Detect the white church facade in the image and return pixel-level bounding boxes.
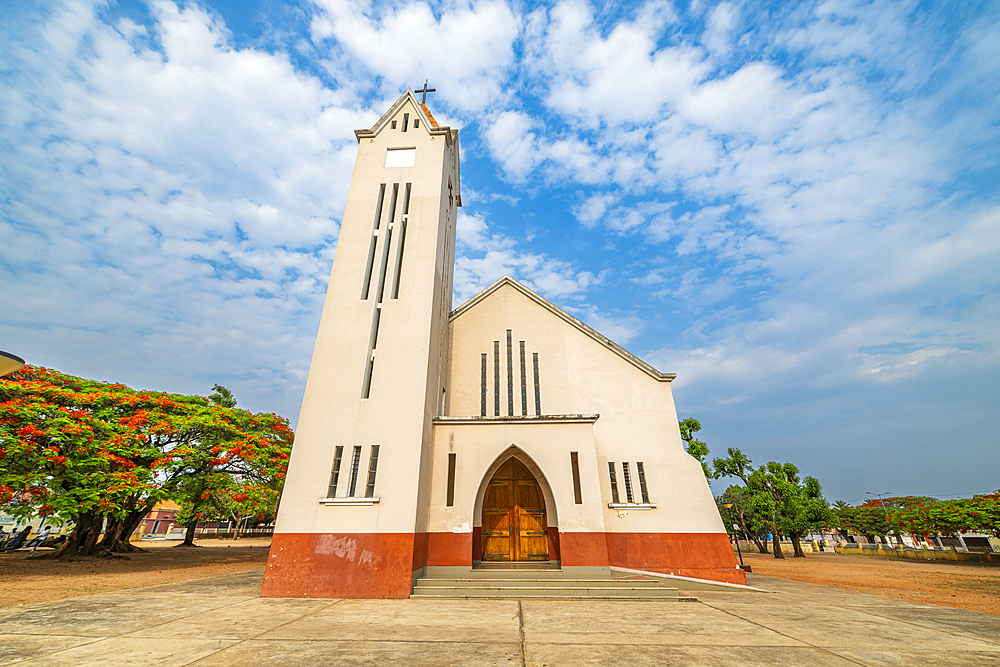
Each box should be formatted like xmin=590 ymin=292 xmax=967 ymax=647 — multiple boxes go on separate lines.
xmin=262 ymin=91 xmax=743 ymax=599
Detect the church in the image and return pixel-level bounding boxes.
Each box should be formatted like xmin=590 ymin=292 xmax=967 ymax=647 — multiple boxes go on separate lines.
xmin=261 ymin=90 xmax=744 ymax=599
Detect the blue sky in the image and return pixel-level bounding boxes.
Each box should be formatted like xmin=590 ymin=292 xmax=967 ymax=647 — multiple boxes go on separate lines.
xmin=1 ymin=0 xmax=997 ymax=503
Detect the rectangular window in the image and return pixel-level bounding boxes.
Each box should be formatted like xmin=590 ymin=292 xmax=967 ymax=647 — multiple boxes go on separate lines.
xmin=348 ymin=445 xmax=362 ymax=496
xmin=506 ymin=330 xmax=513 ymax=416
xmin=519 ymin=341 xmax=527 ymax=415
xmin=402 ymin=182 xmax=412 ymax=215
xmin=413 ymin=118 xmax=419 ymax=129
xmin=636 ymin=462 xmax=650 ymax=504
xmin=384 ymin=148 xmax=415 ymax=168
xmin=402 ymin=113 xmax=409 ymax=132
xmin=480 ymin=353 xmax=487 ymax=417
xmin=391 ymin=120 xmax=397 ymax=129
xmin=493 ymin=341 xmax=500 ymax=416
xmin=571 ymin=452 xmax=582 ymax=504
xmin=622 ymin=462 xmax=635 ymax=503
xmin=608 ymin=462 xmax=620 ymax=504
xmin=328 ymin=446 xmax=344 ymax=497
xmin=532 ymin=352 xmax=541 ymax=415
xmin=365 ymin=445 xmax=380 ymax=498
xmin=447 ymin=453 xmax=457 ymax=506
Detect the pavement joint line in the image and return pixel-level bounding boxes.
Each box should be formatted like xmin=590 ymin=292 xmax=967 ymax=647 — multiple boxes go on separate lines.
xmin=178 ymin=597 xmax=347 ymax=665
xmin=696 ymin=600 xmax=870 ymax=667
xmin=750 ymin=575 xmax=1000 ymax=649
xmin=517 ymin=600 xmax=526 ymax=667
xmin=118 ymin=593 xmax=260 ymax=639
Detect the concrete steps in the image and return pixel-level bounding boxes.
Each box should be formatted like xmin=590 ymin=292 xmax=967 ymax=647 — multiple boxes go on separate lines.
xmin=410 ymin=576 xmax=692 ymax=600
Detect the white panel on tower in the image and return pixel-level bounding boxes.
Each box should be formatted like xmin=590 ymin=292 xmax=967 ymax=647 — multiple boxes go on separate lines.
xmin=385 ymin=148 xmax=416 ymax=168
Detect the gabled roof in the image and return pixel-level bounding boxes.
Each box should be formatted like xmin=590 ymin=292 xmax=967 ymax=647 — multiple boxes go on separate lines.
xmin=354 ymin=89 xmax=457 ymax=147
xmin=450 ymin=276 xmax=676 ymax=383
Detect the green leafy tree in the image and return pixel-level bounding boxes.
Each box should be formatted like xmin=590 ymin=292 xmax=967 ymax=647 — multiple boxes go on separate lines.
xmin=170 ymin=385 xmax=289 ymax=547
xmin=968 ymin=492 xmax=1000 ymax=538
xmin=208 ymin=384 xmax=237 ymax=408
xmin=713 ymin=448 xmax=832 ymax=559
xmin=679 ymin=418 xmax=713 ymax=479
xmin=718 ymin=485 xmax=770 ymax=553
xmin=780 ymin=476 xmax=835 ymax=557
xmin=0 ymin=366 xmax=293 ymax=559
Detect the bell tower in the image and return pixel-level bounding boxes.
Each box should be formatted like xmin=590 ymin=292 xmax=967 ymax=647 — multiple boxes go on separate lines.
xmin=262 ymin=90 xmax=460 ymax=599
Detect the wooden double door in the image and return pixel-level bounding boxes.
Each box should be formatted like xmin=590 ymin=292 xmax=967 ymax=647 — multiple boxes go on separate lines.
xmin=481 ymin=458 xmax=549 ymax=561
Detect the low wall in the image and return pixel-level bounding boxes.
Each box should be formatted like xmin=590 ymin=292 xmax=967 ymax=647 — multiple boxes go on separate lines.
xmin=834 ymin=545 xmax=1000 ymax=564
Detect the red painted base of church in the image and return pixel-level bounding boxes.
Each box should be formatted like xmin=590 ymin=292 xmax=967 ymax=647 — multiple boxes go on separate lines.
xmin=605 ymin=532 xmax=747 ymax=585
xmin=262 ymin=530 xmax=744 ymax=598
xmin=261 ymin=533 xmax=416 ymax=599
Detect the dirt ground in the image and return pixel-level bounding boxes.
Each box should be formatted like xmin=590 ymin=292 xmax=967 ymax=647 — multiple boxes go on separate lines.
xmin=0 ymin=538 xmax=271 ymax=608
xmin=740 ymin=548 xmax=1000 ymax=615
xmin=3 ymin=540 xmax=998 ymax=615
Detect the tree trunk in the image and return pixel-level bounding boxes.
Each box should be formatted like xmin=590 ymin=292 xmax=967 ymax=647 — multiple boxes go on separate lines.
xmin=760 ymin=534 xmax=770 ymax=554
xmin=772 ymin=529 xmax=785 ymax=559
xmin=97 ymin=505 xmax=149 ymax=553
xmin=178 ymin=519 xmax=199 ymax=547
xmin=33 ymin=512 xmax=102 ymax=560
xmin=98 ymin=517 xmax=124 ymax=551
xmin=790 ymin=533 xmax=806 ymax=557
xmin=736 ymin=512 xmax=766 ymax=553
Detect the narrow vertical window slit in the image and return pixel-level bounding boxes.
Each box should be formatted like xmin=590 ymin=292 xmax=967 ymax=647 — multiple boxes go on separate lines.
xmin=506 ymin=330 xmax=513 ymax=416
xmin=446 ymin=453 xmax=456 ymax=506
xmin=571 ymin=452 xmax=582 ymax=504
xmin=622 ymin=462 xmax=634 ymax=503
xmin=387 ymin=183 xmax=399 ymax=225
xmin=373 ymin=184 xmax=386 ymax=230
xmin=608 ymin=462 xmax=620 ymax=504
xmin=519 ymin=341 xmax=527 ymax=416
xmin=402 ymin=113 xmax=409 ymax=132
xmin=493 ymin=341 xmax=500 ymax=416
xmin=480 ymin=353 xmax=487 ymax=417
xmin=348 ymin=446 xmax=362 ymax=496
xmin=636 ymin=462 xmax=650 ymax=504
xmin=375 ymin=228 xmax=393 ymax=303
xmin=361 ymin=183 xmax=385 ymax=299
xmin=391 ymin=220 xmax=407 ymax=299
xmin=532 ymin=353 xmax=541 ymax=415
xmin=364 ymin=445 xmax=380 ymax=498
xmin=328 ymin=446 xmax=344 ymax=497
xmin=361 ymin=355 xmax=374 ymax=399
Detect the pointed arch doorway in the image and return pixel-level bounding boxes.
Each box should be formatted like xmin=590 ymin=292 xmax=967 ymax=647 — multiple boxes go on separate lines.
xmin=481 ymin=458 xmax=550 ymax=561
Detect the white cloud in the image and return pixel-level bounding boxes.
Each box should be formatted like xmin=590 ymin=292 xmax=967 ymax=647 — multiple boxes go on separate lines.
xmin=482 ymin=110 xmax=540 ymax=181
xmin=0 ymin=0 xmax=365 ymax=418
xmin=308 ymin=0 xmax=520 ymax=114
xmin=454 ymin=210 xmax=599 ymax=303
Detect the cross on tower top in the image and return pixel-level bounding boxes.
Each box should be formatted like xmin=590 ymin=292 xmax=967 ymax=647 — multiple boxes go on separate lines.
xmin=415 ymin=80 xmax=436 ymax=104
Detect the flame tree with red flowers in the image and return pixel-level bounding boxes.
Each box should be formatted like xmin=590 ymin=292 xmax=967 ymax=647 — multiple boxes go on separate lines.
xmin=0 ymin=366 xmax=293 ymax=559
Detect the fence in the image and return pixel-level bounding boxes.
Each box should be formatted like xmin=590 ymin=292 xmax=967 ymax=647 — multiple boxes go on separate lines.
xmin=835 ymin=544 xmax=1000 ymax=563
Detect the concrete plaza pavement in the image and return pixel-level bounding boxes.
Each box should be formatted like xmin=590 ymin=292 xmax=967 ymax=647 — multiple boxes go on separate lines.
xmin=0 ymin=570 xmax=998 ymax=666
